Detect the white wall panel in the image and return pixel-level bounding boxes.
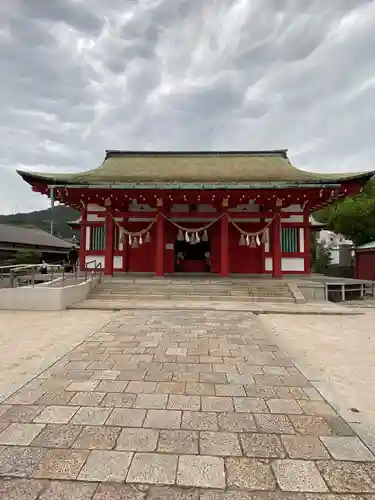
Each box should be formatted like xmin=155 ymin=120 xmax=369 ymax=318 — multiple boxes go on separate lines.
xmin=85 ymin=256 xmax=104 ymax=268
xmin=282 ymin=204 xmax=302 ymax=212
xmin=85 ymin=227 xmax=91 ymax=251
xmin=265 ymin=257 xmax=273 ymax=271
xmin=88 ymin=204 xmax=105 ymax=211
xmin=87 ymin=213 xmax=105 ymax=222
xmin=299 ymin=229 xmax=305 ymax=253
xmin=281 ymin=258 xmax=304 ymax=272
xmin=113 ymin=256 xmax=123 ymax=269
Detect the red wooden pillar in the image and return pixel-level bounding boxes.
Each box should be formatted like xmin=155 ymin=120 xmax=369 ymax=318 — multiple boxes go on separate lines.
xmin=121 ymin=203 xmax=129 ymax=273
xmin=155 ymin=213 xmax=165 ymax=277
xmin=104 ymin=208 xmax=114 ymax=276
xmin=122 ymin=235 xmax=129 ymax=273
xmin=260 ymin=216 xmax=265 ymax=274
xmin=79 ymin=205 xmax=87 ymax=271
xmin=304 ymin=211 xmax=311 ymax=274
xmin=272 ymin=213 xmax=282 ymax=278
xmin=220 ymin=213 xmax=229 ymax=277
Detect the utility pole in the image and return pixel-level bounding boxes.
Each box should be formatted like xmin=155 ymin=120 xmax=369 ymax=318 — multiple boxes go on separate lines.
xmin=50 ymin=187 xmax=55 ymax=236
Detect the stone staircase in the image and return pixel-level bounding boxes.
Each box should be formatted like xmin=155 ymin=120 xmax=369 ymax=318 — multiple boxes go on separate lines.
xmin=72 ymin=276 xmax=297 ymax=309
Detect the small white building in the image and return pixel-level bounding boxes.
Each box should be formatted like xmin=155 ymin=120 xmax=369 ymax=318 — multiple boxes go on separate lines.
xmin=317 ymin=229 xmax=353 ymax=265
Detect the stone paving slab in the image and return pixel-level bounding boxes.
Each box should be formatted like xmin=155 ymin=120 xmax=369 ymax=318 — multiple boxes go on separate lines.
xmin=1 ymin=309 xmax=375 ymax=499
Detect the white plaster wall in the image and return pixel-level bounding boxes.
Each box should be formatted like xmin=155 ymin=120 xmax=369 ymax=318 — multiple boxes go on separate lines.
xmin=87 ymin=213 xmax=105 ymax=222
xmin=281 ymin=258 xmax=304 ymax=272
xmin=87 ymin=203 xmax=105 ymax=222
xmin=282 ymin=204 xmax=303 ymax=223
xmin=113 ymin=256 xmax=123 ymax=269
xmin=283 ymin=204 xmax=302 ymax=212
xmin=0 ymin=278 xmax=97 ymax=311
xmin=283 ymin=214 xmax=303 ymax=223
xmin=265 ymin=257 xmax=273 ymax=271
xmin=299 ymin=228 xmax=305 ymax=253
xmin=85 ymin=227 xmax=91 ymax=251
xmin=85 ymin=256 xmax=104 ymax=269
xmin=88 ymin=204 xmax=105 ymax=211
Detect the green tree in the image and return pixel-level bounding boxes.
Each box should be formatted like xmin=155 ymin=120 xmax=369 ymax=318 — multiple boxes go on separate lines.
xmin=315 ymin=180 xmax=375 ymax=246
xmin=4 ymin=250 xmax=42 ymax=266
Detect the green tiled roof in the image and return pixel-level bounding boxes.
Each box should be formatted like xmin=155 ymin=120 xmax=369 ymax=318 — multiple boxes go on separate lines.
xmin=356 ymin=241 xmax=375 ymax=250
xmin=17 ymin=150 xmax=375 ymax=187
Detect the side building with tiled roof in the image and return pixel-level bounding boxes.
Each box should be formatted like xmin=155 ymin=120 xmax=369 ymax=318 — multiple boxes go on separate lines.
xmin=0 ymin=223 xmax=74 ymax=264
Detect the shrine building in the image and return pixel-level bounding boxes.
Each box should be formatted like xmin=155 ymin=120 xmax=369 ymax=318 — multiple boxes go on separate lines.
xmin=18 ymin=150 xmax=374 ymax=278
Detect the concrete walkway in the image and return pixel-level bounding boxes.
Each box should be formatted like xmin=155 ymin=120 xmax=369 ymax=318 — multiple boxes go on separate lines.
xmin=0 ymin=310 xmax=113 ymax=403
xmin=1 ymin=309 xmax=375 ymax=499
xmin=262 ymin=310 xmax=375 ymax=454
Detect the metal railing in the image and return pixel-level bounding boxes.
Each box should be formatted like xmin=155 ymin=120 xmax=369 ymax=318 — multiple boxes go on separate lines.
xmin=84 ymin=260 xmax=103 ymax=284
xmin=325 ymin=281 xmax=375 ymax=302
xmin=0 ymin=260 xmax=103 ymax=288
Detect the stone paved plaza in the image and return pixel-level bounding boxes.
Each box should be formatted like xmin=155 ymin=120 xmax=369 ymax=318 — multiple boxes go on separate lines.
xmin=1 ymin=309 xmax=375 ymax=499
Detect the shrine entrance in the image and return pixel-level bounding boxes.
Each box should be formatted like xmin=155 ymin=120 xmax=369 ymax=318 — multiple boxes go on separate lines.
xmin=175 ymin=236 xmax=211 ymax=273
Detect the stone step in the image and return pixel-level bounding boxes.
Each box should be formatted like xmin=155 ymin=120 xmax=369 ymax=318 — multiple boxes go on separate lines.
xmin=80 ymin=277 xmax=295 ymax=307
xmin=71 ymin=296 xmax=295 ymax=309
xmin=101 ymin=281 xmax=288 ymax=288
xmin=95 ymin=285 xmax=289 ymax=293
xmin=91 ymin=288 xmax=291 ymax=295
xmin=84 ymin=293 xmax=294 ymax=302
xmin=101 ymin=279 xmax=287 ymax=285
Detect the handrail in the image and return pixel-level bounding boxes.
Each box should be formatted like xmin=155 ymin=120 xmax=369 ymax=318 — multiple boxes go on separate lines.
xmin=325 ymin=281 xmax=375 ymax=302
xmin=3 ymin=261 xmax=71 ymax=288
xmin=1 ymin=259 xmax=104 ymax=288
xmin=84 ymin=260 xmax=103 ymax=283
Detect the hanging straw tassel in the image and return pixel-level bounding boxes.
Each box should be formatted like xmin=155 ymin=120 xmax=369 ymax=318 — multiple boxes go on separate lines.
xmin=139 ymin=234 xmax=143 ymax=245
xmin=239 ymin=234 xmax=246 ymax=246
xmin=246 ymin=235 xmax=250 ymax=246
xmin=145 ymin=232 xmax=151 ymax=243
xmin=177 ymin=229 xmax=184 ymax=241
xmin=256 ymin=234 xmax=261 ymax=246
xmin=202 ymin=230 xmax=208 ymax=242
xmin=132 ymin=237 xmax=139 ymax=248
xmin=185 ymin=232 xmax=190 ymax=242
xmin=262 ymin=231 xmax=268 ymax=243
xmin=119 ymin=228 xmax=125 ymax=243
xmin=195 ymin=232 xmax=200 ymax=243
xmin=190 ymin=233 xmax=196 ymax=245
xmin=128 ymin=235 xmax=132 ymax=246
xmin=249 ymin=236 xmax=256 ymax=248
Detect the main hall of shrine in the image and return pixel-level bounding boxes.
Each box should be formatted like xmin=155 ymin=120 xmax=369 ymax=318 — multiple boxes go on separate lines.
xmin=18 ymin=150 xmax=374 ymax=277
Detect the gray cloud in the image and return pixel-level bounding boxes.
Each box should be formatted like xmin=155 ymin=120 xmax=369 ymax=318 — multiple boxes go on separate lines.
xmin=1 ymin=0 xmax=375 ymax=213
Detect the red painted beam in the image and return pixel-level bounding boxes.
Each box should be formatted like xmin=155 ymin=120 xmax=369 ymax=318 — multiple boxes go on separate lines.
xmin=85 ymin=211 xmax=301 ymax=219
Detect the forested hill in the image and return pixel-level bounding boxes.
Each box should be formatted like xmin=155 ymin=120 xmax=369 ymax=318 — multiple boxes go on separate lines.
xmin=0 ymin=206 xmax=79 ymax=239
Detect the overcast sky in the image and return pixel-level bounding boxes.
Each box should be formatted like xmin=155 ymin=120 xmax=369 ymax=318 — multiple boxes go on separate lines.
xmin=1 ymin=0 xmax=375 ymax=214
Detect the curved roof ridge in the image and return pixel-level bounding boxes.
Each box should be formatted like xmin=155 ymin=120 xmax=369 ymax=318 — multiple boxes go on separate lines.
xmin=16 ymin=150 xmax=375 ymax=186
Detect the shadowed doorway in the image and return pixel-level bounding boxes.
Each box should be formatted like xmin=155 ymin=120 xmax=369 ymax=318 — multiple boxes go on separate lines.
xmin=175 ymin=237 xmax=210 ymax=272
